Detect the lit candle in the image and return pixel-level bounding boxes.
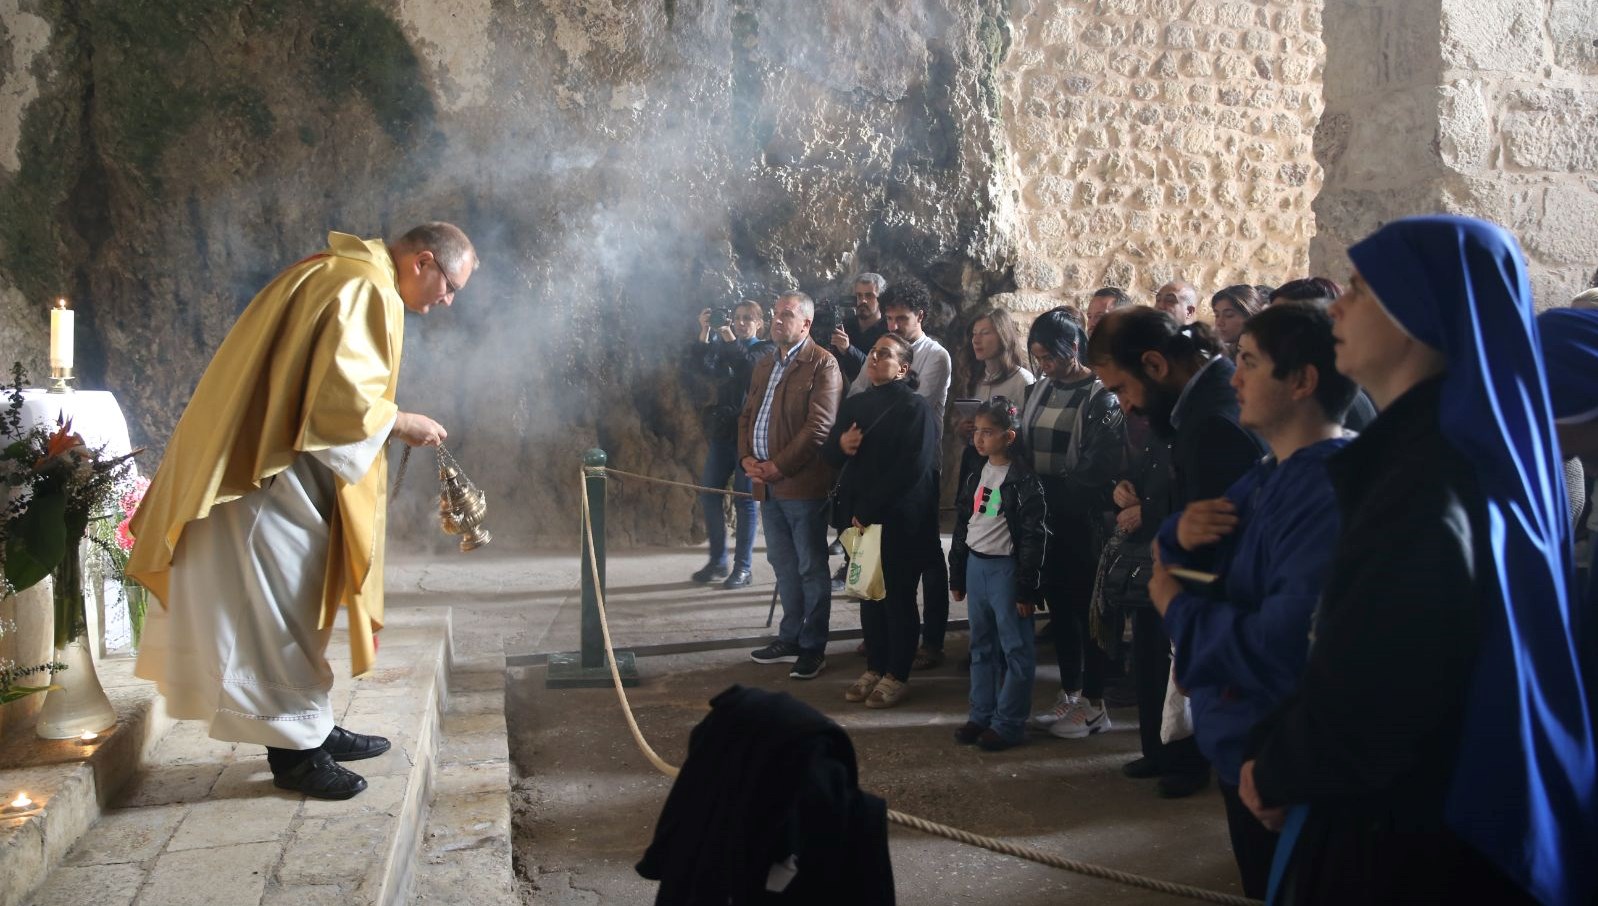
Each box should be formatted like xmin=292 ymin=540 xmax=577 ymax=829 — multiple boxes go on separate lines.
xmin=49 ymin=298 xmax=74 ymax=369
xmin=77 ymin=730 xmax=98 ymax=745
xmin=8 ymin=792 xmax=32 ymax=810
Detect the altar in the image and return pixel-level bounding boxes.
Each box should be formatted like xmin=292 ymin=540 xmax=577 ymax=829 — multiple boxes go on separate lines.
xmin=1 ymin=388 xmax=141 ymax=741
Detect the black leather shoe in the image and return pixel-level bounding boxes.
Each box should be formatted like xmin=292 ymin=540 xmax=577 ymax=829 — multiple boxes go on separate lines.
xmin=1156 ymin=771 xmax=1211 ymax=799
xmin=691 ymin=562 xmax=730 ymax=583
xmin=322 ymin=725 xmax=392 ymax=762
xmin=1122 ymin=756 xmax=1162 ymax=779
xmin=722 ymin=569 xmax=752 ymax=589
xmin=953 ymin=721 xmax=987 ymax=745
xmin=272 ymin=748 xmax=368 ymax=800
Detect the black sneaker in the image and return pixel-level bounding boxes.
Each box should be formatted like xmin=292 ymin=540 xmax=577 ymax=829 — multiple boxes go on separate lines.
xmin=692 ymin=562 xmax=730 ymax=583
xmin=1121 ymin=755 xmax=1163 ymax=779
xmin=271 ymin=748 xmax=368 ymax=800
xmin=722 ymin=569 xmax=753 ymax=589
xmin=953 ymin=721 xmax=987 ymax=745
xmin=750 ymin=640 xmax=802 ymax=664
xmin=828 ymin=538 xmax=845 ymax=556
xmin=789 ymin=651 xmax=826 ymax=679
xmin=1156 ymin=771 xmax=1210 ymax=799
xmin=830 ymin=563 xmax=847 ymax=593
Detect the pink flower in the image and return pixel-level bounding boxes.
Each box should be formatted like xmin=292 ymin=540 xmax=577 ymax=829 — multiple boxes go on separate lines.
xmin=115 ymin=518 xmax=135 ymax=552
xmin=120 ymin=477 xmax=151 ymax=518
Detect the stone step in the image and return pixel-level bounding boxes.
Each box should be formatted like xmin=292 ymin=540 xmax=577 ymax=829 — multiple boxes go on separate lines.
xmin=0 ymin=649 xmax=176 ymax=906
xmin=8 ymin=607 xmax=452 ymax=906
xmin=411 ymin=653 xmax=516 ymax=905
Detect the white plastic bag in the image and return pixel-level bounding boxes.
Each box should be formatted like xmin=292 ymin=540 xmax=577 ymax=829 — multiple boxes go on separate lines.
xmin=1159 ymin=656 xmax=1194 ymax=744
xmin=840 ymin=524 xmax=886 ymax=601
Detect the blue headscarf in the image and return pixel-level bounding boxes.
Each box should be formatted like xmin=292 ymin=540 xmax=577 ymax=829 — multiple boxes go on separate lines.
xmin=1348 ymin=216 xmax=1597 ymax=904
xmin=1539 ymin=308 xmax=1598 ymax=424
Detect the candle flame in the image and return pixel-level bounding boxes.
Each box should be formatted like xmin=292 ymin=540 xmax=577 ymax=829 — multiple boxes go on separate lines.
xmin=79 ymin=731 xmax=97 ymax=741
xmin=53 ymin=297 xmax=68 ymax=310
xmin=9 ymin=792 xmax=32 ymax=809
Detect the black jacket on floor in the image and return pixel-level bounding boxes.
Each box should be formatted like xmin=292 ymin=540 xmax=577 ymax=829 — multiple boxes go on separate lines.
xmin=637 ymin=685 xmax=895 ymax=905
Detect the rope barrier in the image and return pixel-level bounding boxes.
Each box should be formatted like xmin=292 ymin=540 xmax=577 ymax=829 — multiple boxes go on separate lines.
xmin=576 ymin=469 xmax=1260 ymax=906
xmin=600 ymin=466 xmax=756 ymax=499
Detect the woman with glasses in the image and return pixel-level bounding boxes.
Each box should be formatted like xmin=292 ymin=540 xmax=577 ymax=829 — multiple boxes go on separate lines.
xmin=822 ymin=334 xmax=939 ymax=708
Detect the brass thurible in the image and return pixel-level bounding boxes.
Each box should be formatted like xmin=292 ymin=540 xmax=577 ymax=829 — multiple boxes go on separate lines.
xmin=436 ymin=445 xmax=492 ymax=552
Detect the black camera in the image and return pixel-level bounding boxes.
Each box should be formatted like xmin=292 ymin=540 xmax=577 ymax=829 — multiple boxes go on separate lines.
xmin=809 ymin=301 xmax=852 ymax=345
xmin=709 ymin=307 xmax=733 ymax=329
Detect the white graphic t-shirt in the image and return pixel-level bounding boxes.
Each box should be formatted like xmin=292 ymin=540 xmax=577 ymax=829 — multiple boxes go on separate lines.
xmin=966 ymin=461 xmax=1013 ymax=556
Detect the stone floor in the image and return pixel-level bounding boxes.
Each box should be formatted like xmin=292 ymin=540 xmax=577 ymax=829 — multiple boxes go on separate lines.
xmin=6 ymin=609 xmax=459 ymax=906
xmin=385 ymin=542 xmax=1244 ymax=905
xmin=5 ymin=535 xmax=1245 ymax=906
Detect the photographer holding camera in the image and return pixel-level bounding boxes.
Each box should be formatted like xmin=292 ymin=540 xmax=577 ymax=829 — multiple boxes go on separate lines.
xmin=828 ymin=273 xmax=890 ymax=383
xmin=686 ymin=301 xmax=775 ymax=588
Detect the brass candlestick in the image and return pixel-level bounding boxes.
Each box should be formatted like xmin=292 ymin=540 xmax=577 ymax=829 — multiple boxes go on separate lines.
xmin=436 ymin=445 xmax=491 ymax=552
xmin=46 ymin=366 xmax=74 ymax=394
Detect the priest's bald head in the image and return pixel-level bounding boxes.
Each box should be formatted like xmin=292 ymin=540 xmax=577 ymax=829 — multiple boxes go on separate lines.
xmin=390 ymin=222 xmax=478 ymax=315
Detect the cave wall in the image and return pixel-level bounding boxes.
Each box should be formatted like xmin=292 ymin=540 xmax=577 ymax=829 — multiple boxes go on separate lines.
xmin=13 ymin=1 xmax=1587 ymax=553
xmin=0 ymin=0 xmax=1013 ymax=550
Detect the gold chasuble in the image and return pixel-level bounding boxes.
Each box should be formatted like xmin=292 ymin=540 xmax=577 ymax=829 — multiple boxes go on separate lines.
xmin=128 ymin=232 xmax=404 ymax=676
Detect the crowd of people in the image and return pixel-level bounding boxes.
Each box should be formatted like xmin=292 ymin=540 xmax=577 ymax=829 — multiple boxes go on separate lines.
xmin=685 ymin=215 xmax=1597 ymax=904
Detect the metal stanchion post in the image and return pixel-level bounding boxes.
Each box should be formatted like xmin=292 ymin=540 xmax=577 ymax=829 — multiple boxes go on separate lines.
xmin=547 ymin=448 xmax=640 ymax=688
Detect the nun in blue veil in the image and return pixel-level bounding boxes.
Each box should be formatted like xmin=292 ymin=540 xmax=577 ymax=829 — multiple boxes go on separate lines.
xmin=1238 ymin=216 xmax=1597 ymax=905
xmin=1539 ymin=305 xmax=1598 ymax=687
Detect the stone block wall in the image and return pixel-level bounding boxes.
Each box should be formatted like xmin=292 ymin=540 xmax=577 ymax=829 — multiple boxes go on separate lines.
xmin=998 ymin=0 xmax=1326 ymax=312
xmin=1311 ymin=0 xmax=1598 ymax=308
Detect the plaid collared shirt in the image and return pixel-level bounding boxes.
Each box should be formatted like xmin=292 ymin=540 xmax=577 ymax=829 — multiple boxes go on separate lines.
xmin=752 ymin=337 xmax=809 ymax=461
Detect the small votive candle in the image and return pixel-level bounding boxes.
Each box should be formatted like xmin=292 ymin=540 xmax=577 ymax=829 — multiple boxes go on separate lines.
xmin=6 ymin=792 xmax=33 ymax=812
xmin=77 ymin=730 xmax=98 ymax=745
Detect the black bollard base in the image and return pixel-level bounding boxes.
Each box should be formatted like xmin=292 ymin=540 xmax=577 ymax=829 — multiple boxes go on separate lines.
xmin=545 ymin=650 xmax=641 ymax=688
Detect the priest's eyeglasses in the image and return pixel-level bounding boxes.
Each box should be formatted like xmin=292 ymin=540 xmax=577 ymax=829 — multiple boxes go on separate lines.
xmin=431 ymin=258 xmax=461 ymax=297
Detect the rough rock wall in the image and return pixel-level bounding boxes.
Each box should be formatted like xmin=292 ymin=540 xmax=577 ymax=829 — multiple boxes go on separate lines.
xmin=996 ymin=0 xmax=1325 ymax=313
xmin=1311 ymin=0 xmax=1598 ymax=308
xmin=0 ymin=0 xmax=1012 ymax=550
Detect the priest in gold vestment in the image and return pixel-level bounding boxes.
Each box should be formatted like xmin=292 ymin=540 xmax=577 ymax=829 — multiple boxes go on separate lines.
xmin=128 ymin=223 xmax=475 ymax=800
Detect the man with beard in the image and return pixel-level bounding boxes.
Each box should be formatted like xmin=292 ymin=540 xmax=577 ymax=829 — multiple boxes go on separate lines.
xmin=829 ymin=272 xmax=889 ymax=384
xmin=1086 ymin=306 xmax=1266 ymax=798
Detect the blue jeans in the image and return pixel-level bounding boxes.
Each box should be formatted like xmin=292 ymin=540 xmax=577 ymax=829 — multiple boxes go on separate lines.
xmin=761 ymin=497 xmax=832 ymax=652
xmin=965 ymin=553 xmax=1035 ymax=741
xmin=700 ymin=439 xmax=756 ymax=572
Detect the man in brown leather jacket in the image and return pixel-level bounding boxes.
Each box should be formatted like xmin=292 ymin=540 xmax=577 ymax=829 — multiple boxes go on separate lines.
xmin=740 ymin=291 xmax=843 ymax=680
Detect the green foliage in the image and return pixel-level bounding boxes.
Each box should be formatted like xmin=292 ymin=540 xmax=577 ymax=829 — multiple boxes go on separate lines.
xmin=3 ymin=488 xmax=66 ymax=593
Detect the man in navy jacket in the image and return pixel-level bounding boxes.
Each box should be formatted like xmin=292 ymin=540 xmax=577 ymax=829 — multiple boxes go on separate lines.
xmin=1089 ymin=306 xmax=1265 ymax=799
xmin=1147 ymin=302 xmax=1357 ymax=898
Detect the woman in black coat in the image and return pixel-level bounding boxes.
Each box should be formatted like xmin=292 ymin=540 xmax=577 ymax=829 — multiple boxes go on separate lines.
xmin=822 ymin=334 xmax=938 ymax=709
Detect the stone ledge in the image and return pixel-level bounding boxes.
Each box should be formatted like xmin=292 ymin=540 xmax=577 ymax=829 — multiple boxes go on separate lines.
xmin=412 ymin=653 xmax=515 ymax=904
xmin=11 ymin=607 xmax=453 ymax=906
xmin=0 ymin=652 xmax=174 ymax=906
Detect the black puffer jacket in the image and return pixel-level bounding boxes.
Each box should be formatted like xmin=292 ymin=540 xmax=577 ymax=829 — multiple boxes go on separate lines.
xmin=821 ymin=380 xmax=938 ymax=536
xmin=685 ymin=337 xmax=776 ymax=442
xmin=948 ymin=454 xmax=1049 ymax=603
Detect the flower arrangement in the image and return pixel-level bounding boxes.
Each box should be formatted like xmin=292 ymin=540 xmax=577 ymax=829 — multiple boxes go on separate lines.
xmin=90 ymin=475 xmax=151 ymax=646
xmin=0 ymin=363 xmax=139 ymax=650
